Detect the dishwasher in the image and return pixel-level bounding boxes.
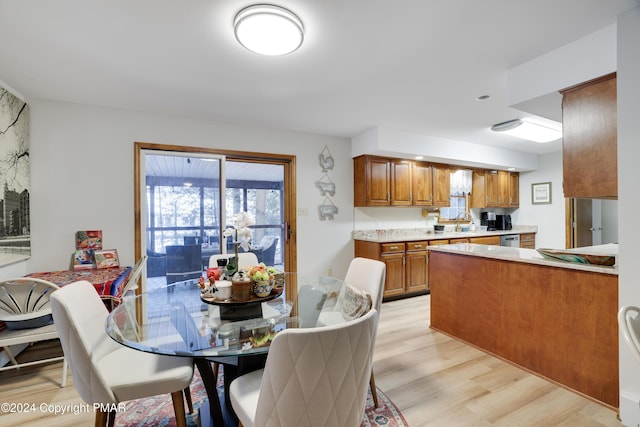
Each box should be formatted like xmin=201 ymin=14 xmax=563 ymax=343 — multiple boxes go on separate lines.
xmin=500 ymin=234 xmax=520 ymax=247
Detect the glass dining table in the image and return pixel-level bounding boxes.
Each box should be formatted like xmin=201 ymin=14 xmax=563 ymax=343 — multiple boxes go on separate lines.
xmin=105 ymin=273 xmax=345 ymax=427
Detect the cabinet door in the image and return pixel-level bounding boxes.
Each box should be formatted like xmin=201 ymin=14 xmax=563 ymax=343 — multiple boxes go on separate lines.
xmin=469 ymin=236 xmax=500 ymax=245
xmin=412 ymin=162 xmax=433 ymax=205
xmin=485 ymin=171 xmax=499 ymax=206
xmin=509 ymin=172 xmax=519 ymax=207
xmin=390 ymin=160 xmax=413 ymax=206
xmin=520 ymin=233 xmax=536 ymax=249
xmin=561 ymin=73 xmax=617 ymax=199
xmin=470 ymin=170 xmax=486 ymax=208
xmin=405 ymin=250 xmax=428 ymax=293
xmin=497 ymin=171 xmax=509 ymax=206
xmin=432 ymin=165 xmax=450 ymax=206
xmin=366 ymin=157 xmax=391 ymax=206
xmin=381 ymin=253 xmax=405 ymax=298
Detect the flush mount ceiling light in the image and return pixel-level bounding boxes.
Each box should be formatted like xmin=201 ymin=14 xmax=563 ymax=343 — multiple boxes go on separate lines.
xmin=491 ymin=119 xmax=562 ymax=143
xmin=234 ymin=4 xmax=304 ymax=56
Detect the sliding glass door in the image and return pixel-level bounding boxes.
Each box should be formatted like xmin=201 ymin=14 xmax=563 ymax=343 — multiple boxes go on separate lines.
xmin=135 ymin=145 xmax=292 ymax=292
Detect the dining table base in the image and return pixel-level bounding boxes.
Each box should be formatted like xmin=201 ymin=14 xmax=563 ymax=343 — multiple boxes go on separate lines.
xmin=195 ymin=354 xmax=267 ymax=426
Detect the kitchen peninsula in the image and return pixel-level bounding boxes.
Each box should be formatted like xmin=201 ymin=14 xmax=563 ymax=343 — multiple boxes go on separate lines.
xmin=427 ymin=243 xmax=618 ymax=409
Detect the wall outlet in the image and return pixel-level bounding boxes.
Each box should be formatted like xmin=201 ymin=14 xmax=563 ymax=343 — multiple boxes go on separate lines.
xmin=298 ymin=207 xmax=308 ymax=216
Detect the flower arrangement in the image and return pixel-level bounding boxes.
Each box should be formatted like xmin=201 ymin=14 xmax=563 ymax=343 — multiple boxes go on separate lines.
xmin=247 ymin=263 xmax=278 ymax=282
xmin=222 ymin=211 xmax=255 ymax=274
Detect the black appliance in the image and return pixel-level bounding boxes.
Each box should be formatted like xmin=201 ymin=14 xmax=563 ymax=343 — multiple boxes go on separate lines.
xmin=496 ymin=214 xmax=512 ymax=230
xmin=481 ymin=212 xmax=496 ymax=231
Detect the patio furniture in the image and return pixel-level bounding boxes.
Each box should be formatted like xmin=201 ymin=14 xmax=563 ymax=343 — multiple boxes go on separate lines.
xmin=251 ymin=235 xmax=279 ymax=265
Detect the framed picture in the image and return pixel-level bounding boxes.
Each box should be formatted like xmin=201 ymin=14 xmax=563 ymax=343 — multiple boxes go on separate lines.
xmin=532 ymin=182 xmax=552 ymax=205
xmin=76 ymin=230 xmax=103 ymax=249
xmin=73 ymin=249 xmax=95 ymax=270
xmin=94 ymin=249 xmax=120 ymax=269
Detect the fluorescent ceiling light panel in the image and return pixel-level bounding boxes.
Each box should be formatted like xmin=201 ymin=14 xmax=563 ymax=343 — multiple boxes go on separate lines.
xmin=491 ymin=119 xmax=562 ymax=143
xmin=234 ymin=4 xmax=304 ymax=56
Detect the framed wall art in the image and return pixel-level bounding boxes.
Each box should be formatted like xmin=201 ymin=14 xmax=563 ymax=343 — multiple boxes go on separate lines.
xmin=531 ymin=182 xmax=552 ymax=205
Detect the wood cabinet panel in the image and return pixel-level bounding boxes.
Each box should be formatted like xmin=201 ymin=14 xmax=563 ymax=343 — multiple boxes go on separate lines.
xmin=509 ymin=173 xmax=519 ymax=206
xmin=449 ymin=238 xmax=469 ymax=244
xmin=470 ymin=170 xmax=486 ymax=208
xmin=432 ymin=165 xmax=450 ymax=206
xmin=468 ymin=236 xmax=500 ymax=245
xmin=380 ymin=252 xmax=405 ymax=298
xmin=405 ymin=250 xmax=428 ymax=293
xmin=411 ymin=162 xmax=433 ymax=205
xmin=390 ymin=160 xmax=412 ymax=206
xmin=429 ymin=251 xmax=618 ymax=408
xmin=428 ymin=239 xmax=450 ymax=246
xmin=520 ymin=233 xmax=536 ymax=249
xmin=561 ymin=73 xmax=617 ymax=199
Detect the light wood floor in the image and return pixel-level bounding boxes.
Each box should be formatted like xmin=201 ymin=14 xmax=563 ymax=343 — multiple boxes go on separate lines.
xmin=0 ymin=294 xmax=624 ymax=426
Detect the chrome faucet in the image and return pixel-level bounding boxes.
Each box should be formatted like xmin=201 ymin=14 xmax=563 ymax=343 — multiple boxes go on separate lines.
xmin=455 ymin=212 xmax=469 ymax=232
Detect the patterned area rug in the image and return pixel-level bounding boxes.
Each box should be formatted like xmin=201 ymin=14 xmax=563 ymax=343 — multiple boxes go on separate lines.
xmin=116 ymin=367 xmax=407 ymax=427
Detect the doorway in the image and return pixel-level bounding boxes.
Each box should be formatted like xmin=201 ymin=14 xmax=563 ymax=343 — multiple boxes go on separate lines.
xmin=134 ymin=143 xmax=297 ymax=293
xmin=565 ymin=198 xmax=618 ymax=248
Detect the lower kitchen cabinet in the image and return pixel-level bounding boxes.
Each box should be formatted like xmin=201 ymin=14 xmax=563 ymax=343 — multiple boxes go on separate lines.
xmin=469 ymin=235 xmax=500 ymax=245
xmin=355 ymin=240 xmax=429 ymax=300
xmin=520 ymin=233 xmax=536 ymax=249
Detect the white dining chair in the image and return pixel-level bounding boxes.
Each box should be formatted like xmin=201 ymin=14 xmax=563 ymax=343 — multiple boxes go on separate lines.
xmin=209 ymin=252 xmax=259 ymax=270
xmin=230 ymin=308 xmax=378 ymax=427
xmin=317 ymin=257 xmax=386 ymax=406
xmin=619 ymin=305 xmax=640 ymax=364
xmin=50 ymin=280 xmax=194 ymax=427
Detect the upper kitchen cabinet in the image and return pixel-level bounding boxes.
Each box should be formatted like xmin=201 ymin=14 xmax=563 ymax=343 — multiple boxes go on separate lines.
xmin=431 ymin=165 xmax=450 ymax=207
xmin=390 ymin=159 xmax=413 ymax=206
xmin=354 ymin=155 xmax=450 ymax=207
xmin=470 ymin=169 xmax=519 ymax=208
xmin=561 ymin=73 xmax=617 ymax=199
xmin=354 ymin=155 xmax=390 ymax=206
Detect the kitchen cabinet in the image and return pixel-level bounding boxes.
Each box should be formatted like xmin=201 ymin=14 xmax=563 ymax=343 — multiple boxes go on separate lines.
xmin=390 ymin=160 xmax=413 ymax=206
xmin=561 ymin=73 xmax=617 ymax=199
xmin=354 ymin=155 xmax=390 ymax=206
xmin=449 ymin=238 xmax=469 ymax=244
xmin=509 ymin=173 xmax=519 ymax=207
xmin=520 ymin=233 xmax=536 ymax=249
xmin=432 ymin=165 xmax=450 ymax=206
xmin=428 ymin=239 xmax=450 ymax=246
xmin=354 ymin=240 xmax=430 ymax=300
xmin=405 ymin=241 xmax=429 ymax=294
xmin=471 ymin=169 xmax=519 ymax=208
xmin=354 ymin=155 xmax=450 ymax=207
xmin=411 ymin=162 xmax=434 ymax=205
xmin=468 ymin=236 xmax=500 ymax=245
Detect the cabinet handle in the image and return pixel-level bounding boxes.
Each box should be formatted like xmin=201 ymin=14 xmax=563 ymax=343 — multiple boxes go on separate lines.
xmin=414 ymin=244 xmax=422 ymax=248
xmin=389 ymin=246 xmax=399 ymax=250
xmin=387 ymin=192 xmax=390 ymax=202
xmin=410 ymin=193 xmax=413 ymax=202
xmin=426 ymin=254 xmax=429 ymax=264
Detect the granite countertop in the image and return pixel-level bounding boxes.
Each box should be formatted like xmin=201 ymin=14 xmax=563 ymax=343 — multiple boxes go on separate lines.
xmin=352 ymin=225 xmax=538 ymax=243
xmin=427 ymin=243 xmax=618 ymax=275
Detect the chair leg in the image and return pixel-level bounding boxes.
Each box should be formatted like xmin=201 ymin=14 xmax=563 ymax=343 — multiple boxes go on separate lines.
xmin=369 ymin=370 xmax=379 ymax=408
xmin=171 ymin=390 xmax=188 ymax=427
xmin=61 ymin=358 xmax=68 ymax=388
xmin=183 ymin=386 xmax=194 ymax=414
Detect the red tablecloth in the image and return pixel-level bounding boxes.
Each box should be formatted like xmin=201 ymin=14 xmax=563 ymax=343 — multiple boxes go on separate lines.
xmin=27 ymin=267 xmax=132 ymax=299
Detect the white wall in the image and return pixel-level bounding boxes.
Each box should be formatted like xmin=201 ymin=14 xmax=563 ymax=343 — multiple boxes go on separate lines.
xmin=515 ymin=151 xmax=565 ymax=249
xmin=0 ymin=100 xmax=354 ymax=280
xmin=617 ymin=6 xmax=640 ymax=426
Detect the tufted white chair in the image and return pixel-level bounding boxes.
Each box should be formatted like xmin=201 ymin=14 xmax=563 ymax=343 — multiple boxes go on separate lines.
xmin=317 ymin=257 xmax=386 ymax=406
xmin=50 ymin=280 xmax=194 ymax=427
xmin=230 ymin=308 xmax=378 ymax=427
xmin=619 ymin=306 xmax=640 ymax=365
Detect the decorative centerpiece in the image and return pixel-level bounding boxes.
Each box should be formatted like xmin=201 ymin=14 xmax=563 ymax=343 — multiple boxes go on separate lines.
xmin=222 ymin=211 xmax=254 ymax=276
xmin=248 ymin=263 xmax=278 ymax=297
xmin=197 ymin=269 xmax=218 ymax=298
xmin=231 ymin=270 xmax=253 ymax=301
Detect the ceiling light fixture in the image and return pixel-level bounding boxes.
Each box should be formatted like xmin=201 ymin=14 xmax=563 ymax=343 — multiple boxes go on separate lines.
xmin=234 ymin=4 xmax=304 ymax=56
xmin=491 ymin=119 xmax=562 ymax=143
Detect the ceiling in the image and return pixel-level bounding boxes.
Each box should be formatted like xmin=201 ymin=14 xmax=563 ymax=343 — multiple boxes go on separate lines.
xmin=0 ymin=0 xmax=638 ymax=156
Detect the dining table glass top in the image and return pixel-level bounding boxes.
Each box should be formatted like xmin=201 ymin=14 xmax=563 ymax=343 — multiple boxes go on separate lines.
xmin=105 ymin=273 xmax=345 ymax=358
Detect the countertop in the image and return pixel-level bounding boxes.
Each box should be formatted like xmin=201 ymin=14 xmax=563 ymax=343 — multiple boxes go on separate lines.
xmin=352 ymin=225 xmax=538 ymax=243
xmin=427 ymin=243 xmax=618 ymax=275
